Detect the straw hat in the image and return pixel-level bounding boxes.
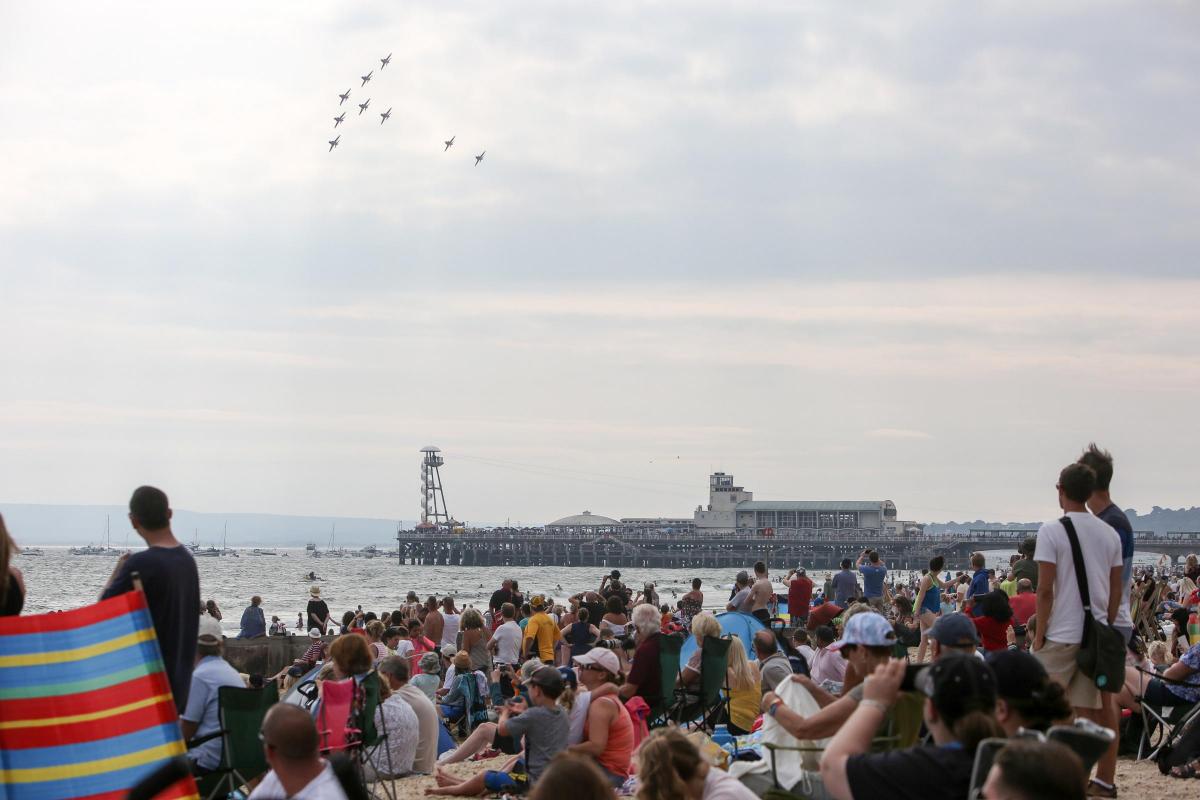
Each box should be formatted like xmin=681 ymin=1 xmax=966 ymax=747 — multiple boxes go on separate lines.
xmin=309 ymin=585 xmax=321 ymax=597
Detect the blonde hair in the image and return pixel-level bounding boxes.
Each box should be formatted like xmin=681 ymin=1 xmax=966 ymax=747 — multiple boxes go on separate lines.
xmin=461 ymin=607 xmax=485 ymax=630
xmin=635 ymin=728 xmax=703 ymax=800
xmin=365 ymin=619 xmax=385 ymax=641
xmin=725 ymin=636 xmax=757 ymax=692
xmin=1147 ymin=641 xmax=1169 ymax=666
xmin=690 ymin=612 xmax=721 ymax=642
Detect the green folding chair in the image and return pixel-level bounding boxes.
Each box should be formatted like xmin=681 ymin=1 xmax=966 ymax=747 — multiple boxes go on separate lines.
xmin=353 ymin=672 xmax=398 ymax=800
xmin=671 ymin=635 xmax=731 ymax=732
xmin=193 ymin=682 xmax=279 ymax=800
xmin=648 ymin=633 xmax=684 ymax=729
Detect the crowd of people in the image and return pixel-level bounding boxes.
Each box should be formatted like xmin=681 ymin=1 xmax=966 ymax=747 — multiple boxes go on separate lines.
xmin=2 ymin=442 xmax=1200 ymax=799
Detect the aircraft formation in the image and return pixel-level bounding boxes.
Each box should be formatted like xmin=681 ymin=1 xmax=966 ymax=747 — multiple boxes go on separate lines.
xmin=326 ymin=52 xmax=487 ymax=166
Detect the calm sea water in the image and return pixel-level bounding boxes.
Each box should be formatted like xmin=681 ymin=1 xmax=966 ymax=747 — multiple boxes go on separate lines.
xmin=12 ymin=546 xmax=1170 ymax=635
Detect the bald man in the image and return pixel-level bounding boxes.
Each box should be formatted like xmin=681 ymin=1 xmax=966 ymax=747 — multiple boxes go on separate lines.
xmin=248 ymin=705 xmax=348 ymax=799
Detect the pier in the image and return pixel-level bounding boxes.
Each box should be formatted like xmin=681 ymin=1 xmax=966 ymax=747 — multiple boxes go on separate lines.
xmin=396 ymin=528 xmax=1200 ymax=570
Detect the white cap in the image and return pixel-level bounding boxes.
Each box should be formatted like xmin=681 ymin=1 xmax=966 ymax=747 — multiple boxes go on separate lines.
xmin=572 ymin=647 xmax=621 ymax=676
xmin=198 ymin=615 xmax=223 ymax=645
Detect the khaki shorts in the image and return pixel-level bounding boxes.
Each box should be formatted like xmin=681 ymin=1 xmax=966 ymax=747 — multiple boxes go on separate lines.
xmin=1034 ymin=640 xmax=1101 ymax=710
xmin=867 ymin=597 xmax=887 ymax=613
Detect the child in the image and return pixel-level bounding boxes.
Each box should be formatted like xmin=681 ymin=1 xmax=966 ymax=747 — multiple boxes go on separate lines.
xmin=411 ymin=652 xmax=443 ymax=703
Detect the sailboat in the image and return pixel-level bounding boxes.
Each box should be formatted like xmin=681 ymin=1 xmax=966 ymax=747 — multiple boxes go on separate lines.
xmin=189 ymin=530 xmax=220 ymax=558
xmin=322 ymin=524 xmax=346 ymax=558
xmin=71 ymin=516 xmax=119 ymax=556
xmin=219 ymin=523 xmax=239 ymax=557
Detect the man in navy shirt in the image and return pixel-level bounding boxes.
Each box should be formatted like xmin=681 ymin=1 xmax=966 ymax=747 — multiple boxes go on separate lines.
xmin=831 ymin=559 xmax=859 ymax=608
xmin=102 ymin=486 xmax=200 ymax=712
xmin=964 ymin=552 xmax=990 ymax=617
xmin=1079 ymin=443 xmax=1135 ymax=798
xmin=856 ymin=550 xmax=888 ymax=613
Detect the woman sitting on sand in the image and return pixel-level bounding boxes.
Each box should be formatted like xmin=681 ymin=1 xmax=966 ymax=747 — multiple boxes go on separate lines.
xmin=568 ymin=647 xmax=634 ymax=787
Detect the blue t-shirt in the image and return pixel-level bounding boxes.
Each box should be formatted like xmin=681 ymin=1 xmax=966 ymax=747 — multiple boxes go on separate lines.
xmin=102 ymin=544 xmax=200 ymax=712
xmin=182 ymin=655 xmax=244 ymax=769
xmin=831 ymin=570 xmax=859 ymax=605
xmin=859 ymin=564 xmax=887 ymax=598
xmin=967 ymin=569 xmax=990 ymax=616
xmin=1096 ymin=504 xmax=1135 ymax=586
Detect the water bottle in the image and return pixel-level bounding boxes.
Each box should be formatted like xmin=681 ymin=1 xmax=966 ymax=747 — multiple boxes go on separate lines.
xmin=711 ymin=724 xmax=734 ymax=751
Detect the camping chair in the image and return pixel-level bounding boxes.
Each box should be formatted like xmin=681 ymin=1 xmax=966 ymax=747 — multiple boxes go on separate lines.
xmin=318 ymin=677 xmax=360 ymax=755
xmin=648 ymin=632 xmax=684 ymax=728
xmin=670 ymin=635 xmax=731 ymax=732
xmin=1135 ymin=581 xmax=1167 ymax=644
xmin=349 ymin=672 xmax=400 ymax=800
xmin=190 ymin=682 xmax=280 ymax=800
xmin=1128 ymin=666 xmax=1199 ymax=760
xmin=1047 ymin=719 xmax=1115 ymax=775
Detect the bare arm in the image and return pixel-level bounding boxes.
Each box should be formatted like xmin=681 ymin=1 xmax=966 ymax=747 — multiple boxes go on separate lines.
xmin=1163 ymin=659 xmax=1196 ymax=683
xmin=762 ymin=688 xmax=856 ymax=739
xmin=1106 ymin=565 xmax=1122 ymax=625
xmin=569 ymin=699 xmax=615 ymax=757
xmin=914 ymin=576 xmax=929 ymax=613
xmin=1034 ymin=561 xmax=1056 ymax=651
xmin=819 ymin=659 xmax=905 ymax=800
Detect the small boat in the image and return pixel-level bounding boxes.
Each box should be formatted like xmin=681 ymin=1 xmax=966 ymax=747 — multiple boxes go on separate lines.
xmin=19 ymin=548 xmax=44 ymax=557
xmin=71 ymin=516 xmax=120 ymax=556
xmin=251 ymin=548 xmax=279 ymax=556
xmin=305 ymin=542 xmax=317 ymax=551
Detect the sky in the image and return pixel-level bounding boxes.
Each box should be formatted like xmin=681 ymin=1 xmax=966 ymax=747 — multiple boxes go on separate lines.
xmin=2 ymin=1 xmax=1199 ymax=528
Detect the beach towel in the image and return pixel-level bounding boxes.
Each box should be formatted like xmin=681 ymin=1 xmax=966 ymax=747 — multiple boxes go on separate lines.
xmin=0 ymin=589 xmax=199 ymax=799
xmin=728 ymin=677 xmax=827 ymax=791
xmin=625 ymin=695 xmax=650 ymax=751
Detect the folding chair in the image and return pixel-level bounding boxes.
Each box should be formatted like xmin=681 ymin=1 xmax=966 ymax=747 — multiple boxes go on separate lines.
xmin=188 ymin=682 xmax=280 ymax=800
xmin=1047 ymin=719 xmax=1115 ymax=775
xmin=1128 ymin=667 xmax=1198 ymax=760
xmin=648 ymin=632 xmax=684 ymax=729
xmin=353 ymin=672 xmax=398 ymax=800
xmin=318 ymin=677 xmax=360 ymax=754
xmin=670 ymin=635 xmax=731 ymax=732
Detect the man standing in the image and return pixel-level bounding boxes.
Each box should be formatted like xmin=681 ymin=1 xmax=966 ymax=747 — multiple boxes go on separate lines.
xmin=786 ymin=567 xmax=813 ymax=628
xmin=238 ymin=596 xmax=266 ymax=639
xmin=182 ymin=616 xmax=244 ymax=773
xmin=1009 ymin=579 xmax=1037 ymax=649
xmin=522 ymin=595 xmax=561 ymax=663
xmin=1010 ymin=538 xmax=1039 ymax=590
xmin=726 ymin=571 xmax=753 ymax=613
xmin=248 ymin=705 xmax=348 ymax=799
xmin=102 ymin=486 xmax=200 ymax=712
xmin=856 ymin=550 xmax=888 ymax=613
xmin=830 ymin=559 xmax=858 ymax=608
xmin=749 ymin=561 xmax=774 ymax=623
xmin=1032 ymin=463 xmax=1122 ymax=762
xmin=964 ymin=553 xmax=990 ymax=616
xmin=488 ymin=579 xmax=514 ymax=630
xmin=1078 ymin=443 xmax=1135 ymax=799
xmin=305 ymin=586 xmax=330 ymax=634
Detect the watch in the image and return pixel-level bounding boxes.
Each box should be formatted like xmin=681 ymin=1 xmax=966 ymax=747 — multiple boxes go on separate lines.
xmin=767 ymin=698 xmax=784 ymax=717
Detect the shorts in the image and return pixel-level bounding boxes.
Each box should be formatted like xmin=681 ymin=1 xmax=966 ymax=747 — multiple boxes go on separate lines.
xmin=1034 ymin=640 xmax=1101 ymax=710
xmin=752 ymin=609 xmax=771 ymax=623
xmin=484 ymin=760 xmax=528 ymax=793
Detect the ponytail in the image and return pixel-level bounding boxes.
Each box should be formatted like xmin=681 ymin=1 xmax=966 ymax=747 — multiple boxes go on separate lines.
xmin=1009 ymin=680 xmax=1071 ymax=731
xmin=951 ymin=710 xmax=1004 ymax=753
xmin=558 ymin=686 xmax=577 ymax=712
xmin=635 ymin=729 xmax=701 ymax=800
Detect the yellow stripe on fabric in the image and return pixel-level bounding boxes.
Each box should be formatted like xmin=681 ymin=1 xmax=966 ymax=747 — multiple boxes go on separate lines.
xmin=0 ymin=740 xmax=185 ymax=784
xmin=0 ymin=628 xmax=155 ymax=668
xmin=0 ymin=694 xmax=173 ymax=730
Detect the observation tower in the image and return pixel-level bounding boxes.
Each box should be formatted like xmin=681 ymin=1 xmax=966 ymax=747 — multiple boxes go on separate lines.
xmin=417 ymin=446 xmax=452 ymax=530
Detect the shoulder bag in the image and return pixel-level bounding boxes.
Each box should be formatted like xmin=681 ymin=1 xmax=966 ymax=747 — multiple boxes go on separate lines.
xmin=1060 ymin=516 xmax=1126 ymax=691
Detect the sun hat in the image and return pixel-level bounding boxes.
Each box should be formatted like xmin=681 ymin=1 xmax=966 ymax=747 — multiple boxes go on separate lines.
xmin=308 ymin=627 xmax=322 ymax=639
xmin=929 ymin=612 xmax=980 ymax=647
xmin=197 ymin=615 xmax=223 ymax=645
xmin=572 ymin=647 xmax=621 ymax=676
xmin=916 ymin=653 xmax=997 ymax=719
xmin=828 ymin=612 xmax=896 ymax=651
xmin=419 ymin=652 xmax=441 ymax=673
xmin=309 ymin=586 xmax=321 ymax=597
xmin=440 ymin=643 xmax=457 ymax=658
xmin=452 ymin=651 xmax=471 ymax=671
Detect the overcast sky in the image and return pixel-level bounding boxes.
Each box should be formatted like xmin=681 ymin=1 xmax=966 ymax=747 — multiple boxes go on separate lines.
xmin=2 ymin=1 xmax=1198 ymax=527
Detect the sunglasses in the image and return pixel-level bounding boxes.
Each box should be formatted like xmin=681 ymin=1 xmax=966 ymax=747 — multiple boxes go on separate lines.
xmin=577 ymin=663 xmax=604 ymax=672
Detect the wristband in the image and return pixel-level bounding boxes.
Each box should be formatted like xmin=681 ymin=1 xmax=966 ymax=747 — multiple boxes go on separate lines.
xmin=859 ymin=699 xmax=889 ymax=714
xmin=767 ymin=699 xmax=784 ymax=718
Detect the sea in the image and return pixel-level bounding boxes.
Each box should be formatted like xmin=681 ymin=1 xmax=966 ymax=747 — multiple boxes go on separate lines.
xmin=13 ymin=546 xmax=1173 ymax=636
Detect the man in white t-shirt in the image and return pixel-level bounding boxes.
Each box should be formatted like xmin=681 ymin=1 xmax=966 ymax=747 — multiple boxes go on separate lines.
xmin=1032 ymin=462 xmax=1123 ymax=718
xmin=249 ymin=704 xmax=348 ymax=799
xmin=488 ymin=602 xmax=523 ymax=666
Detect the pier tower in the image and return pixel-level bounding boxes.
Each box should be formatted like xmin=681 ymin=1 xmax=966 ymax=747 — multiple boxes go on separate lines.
xmin=418 ymin=446 xmax=452 ymax=530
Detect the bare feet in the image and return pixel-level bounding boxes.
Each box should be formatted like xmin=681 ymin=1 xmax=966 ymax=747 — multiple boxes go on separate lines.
xmin=434 ymin=768 xmax=457 ymax=787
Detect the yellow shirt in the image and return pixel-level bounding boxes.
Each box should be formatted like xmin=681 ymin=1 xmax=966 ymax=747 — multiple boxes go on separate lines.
xmin=522 ymin=612 xmax=561 ymax=662
xmin=727 ymin=680 xmax=761 ymax=732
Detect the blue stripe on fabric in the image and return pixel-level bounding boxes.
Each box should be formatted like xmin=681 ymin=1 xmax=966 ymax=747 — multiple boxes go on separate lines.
xmin=0 ymin=723 xmax=181 ymax=769
xmin=0 ymin=640 xmax=163 ymax=689
xmin=4 ymin=758 xmax=167 ymax=800
xmin=0 ymin=609 xmax=152 ymax=655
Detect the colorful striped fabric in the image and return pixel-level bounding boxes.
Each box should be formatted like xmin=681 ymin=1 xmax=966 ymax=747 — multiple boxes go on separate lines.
xmin=0 ymin=590 xmax=199 ymax=800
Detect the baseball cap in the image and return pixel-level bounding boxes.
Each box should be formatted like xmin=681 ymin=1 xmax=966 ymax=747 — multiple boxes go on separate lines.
xmin=610 ymin=569 xmax=621 ymax=579
xmin=828 ymin=612 xmax=896 ymax=651
xmin=557 ymin=666 xmax=579 ymax=689
xmin=198 ymin=615 xmax=223 ymax=645
xmin=929 ymin=613 xmax=980 ymax=647
xmin=308 ymin=627 xmax=322 ymax=639
xmin=573 ymin=647 xmax=621 ymax=676
xmin=527 ymin=665 xmax=565 ymax=694
xmin=986 ymin=649 xmax=1049 ymax=701
xmin=440 ymin=644 xmax=457 ymax=658
xmin=916 ymin=653 xmax=997 ymax=719
xmin=796 ymin=566 xmax=806 ymax=575
xmin=530 ymin=595 xmax=546 ymax=610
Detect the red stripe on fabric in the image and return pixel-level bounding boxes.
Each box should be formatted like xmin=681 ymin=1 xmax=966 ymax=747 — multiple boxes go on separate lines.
xmin=0 ymin=698 xmax=180 ymax=750
xmin=0 ymin=591 xmax=147 ymax=635
xmin=0 ymin=672 xmax=171 ymax=722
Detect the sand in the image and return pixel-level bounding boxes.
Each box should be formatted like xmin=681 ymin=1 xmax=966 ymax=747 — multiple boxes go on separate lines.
xmin=371 ymin=754 xmax=1188 ymax=799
